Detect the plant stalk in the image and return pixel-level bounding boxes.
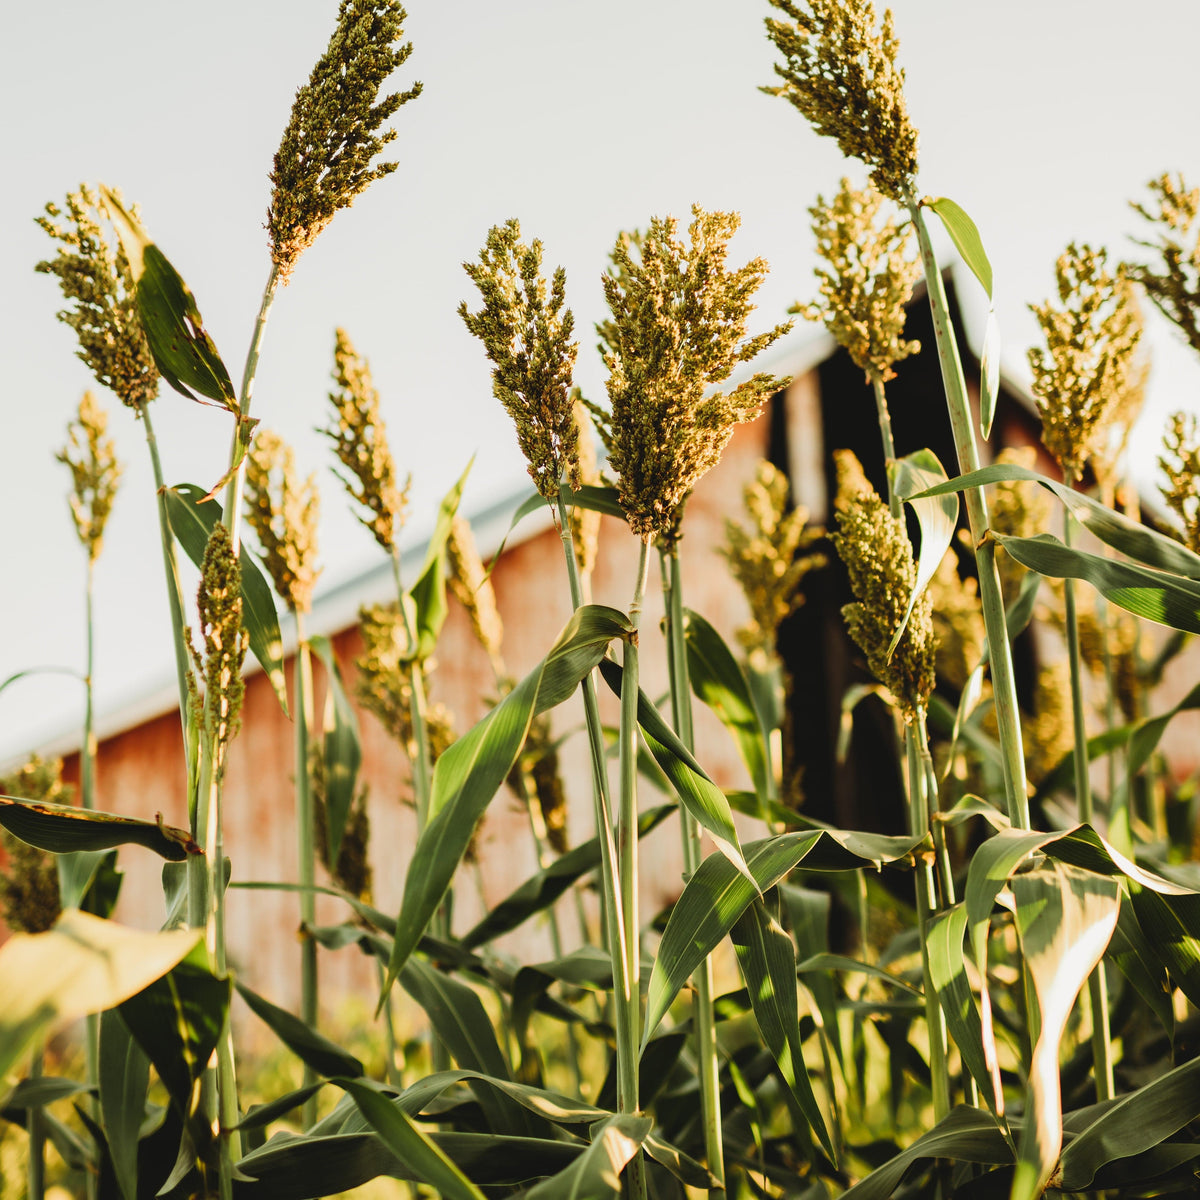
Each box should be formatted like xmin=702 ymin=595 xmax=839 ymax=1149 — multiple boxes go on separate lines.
xmin=294 ymin=612 xmax=320 ymax=1126
xmin=1062 ymin=511 xmax=1115 ymax=1101
xmin=908 ymin=201 xmax=1030 ymax=831
xmin=870 ymin=374 xmax=900 ymax=521
xmin=662 ymin=547 xmax=726 ymax=1198
xmin=27 ymin=1047 xmax=45 ymax=1200
xmin=615 ymin=536 xmax=651 ymax=1200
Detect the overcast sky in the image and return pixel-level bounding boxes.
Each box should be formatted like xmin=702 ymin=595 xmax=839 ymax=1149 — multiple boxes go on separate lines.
xmin=3 ymin=0 xmax=1199 ymax=763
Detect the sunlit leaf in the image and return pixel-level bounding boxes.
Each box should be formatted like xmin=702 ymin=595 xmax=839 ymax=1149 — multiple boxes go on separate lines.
xmin=164 ymin=483 xmax=289 ymax=713
xmin=0 ymin=913 xmax=198 ymax=1085
xmin=980 ymin=307 xmax=1000 ymax=439
xmin=926 ymin=197 xmax=993 ymax=299
xmin=1010 ymin=863 xmax=1120 ymax=1200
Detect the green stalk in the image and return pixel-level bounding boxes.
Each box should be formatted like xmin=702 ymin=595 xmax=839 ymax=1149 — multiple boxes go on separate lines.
xmin=294 ymin=613 xmax=320 ymax=1126
xmin=222 ymin=265 xmax=281 ymax=558
xmin=616 ymin=536 xmax=651 ymax=1200
xmin=661 ymin=547 xmax=726 ymax=1199
xmin=555 ymin=495 xmax=631 ymax=1040
xmin=870 ymin=375 xmax=900 ymax=521
xmin=908 ymin=201 xmax=1030 ymax=830
xmin=27 ymin=1047 xmax=45 ymax=1200
xmin=140 ymin=402 xmax=195 ymax=784
xmin=81 ymin=557 xmax=101 ymax=1199
xmin=1062 ymin=512 xmax=1115 ymax=1101
xmin=906 ymin=721 xmax=951 ymax=1119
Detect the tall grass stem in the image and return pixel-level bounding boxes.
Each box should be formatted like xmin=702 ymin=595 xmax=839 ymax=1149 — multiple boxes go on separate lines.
xmin=294 ymin=614 xmax=319 ymax=1125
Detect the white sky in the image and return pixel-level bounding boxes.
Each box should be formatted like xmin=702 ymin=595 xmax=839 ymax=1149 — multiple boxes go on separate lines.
xmin=3 ymin=0 xmax=1200 ymax=763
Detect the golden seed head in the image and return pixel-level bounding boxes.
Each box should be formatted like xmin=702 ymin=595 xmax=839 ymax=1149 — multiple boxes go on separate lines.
xmin=445 ymin=516 xmax=505 ymax=666
xmin=0 ymin=758 xmax=68 ymax=934
xmin=832 ymin=449 xmax=935 ymax=721
xmin=1159 ymin=410 xmax=1200 ymax=554
xmin=267 ymin=0 xmax=422 ymax=283
xmin=460 ymin=220 xmax=580 ymax=502
xmin=763 ymin=0 xmax=919 ymax=203
xmin=526 ymin=713 xmax=569 ymax=855
xmin=720 ymin=460 xmax=825 ymax=666
xmin=1026 ymin=660 xmax=1074 ymax=788
xmin=796 ymin=178 xmax=920 ymax=381
xmin=322 ymin=328 xmax=410 ymax=552
xmin=194 ymin=523 xmax=248 ymax=766
xmin=35 ymin=185 xmax=159 ymax=411
xmin=1128 ymin=173 xmax=1200 ymax=357
xmin=58 ymin=391 xmax=122 ymax=562
xmin=591 ymin=205 xmax=792 ymax=541
xmin=244 ymin=429 xmax=322 ymax=613
xmin=1028 ymin=243 xmax=1144 ymax=483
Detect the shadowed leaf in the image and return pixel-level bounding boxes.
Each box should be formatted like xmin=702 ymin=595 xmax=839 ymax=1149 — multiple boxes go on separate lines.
xmin=0 ymin=796 xmax=195 ymax=861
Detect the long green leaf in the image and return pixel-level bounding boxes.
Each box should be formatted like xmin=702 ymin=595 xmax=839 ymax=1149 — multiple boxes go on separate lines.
xmin=684 ymin=608 xmax=772 ymax=807
xmin=117 ymin=943 xmax=230 ymax=1126
xmin=99 ymin=1007 xmax=150 ymax=1200
xmin=235 ymin=981 xmax=364 ymax=1078
xmin=384 ymin=605 xmax=632 ymax=992
xmin=980 ymin=307 xmax=1000 ymax=439
xmin=307 ymin=634 xmax=362 ymax=863
xmin=1107 ymin=903 xmax=1174 ymax=1039
xmin=407 ymin=459 xmax=473 ymax=661
xmin=840 ymin=1106 xmax=1011 ymax=1198
xmin=337 ymin=1078 xmax=487 ymax=1200
xmin=598 ymin=657 xmax=753 ymax=884
xmin=1059 ymin=1055 xmax=1200 ymax=1189
xmin=0 ymin=913 xmax=199 ymax=1086
xmin=1010 ymin=863 xmax=1120 ymax=1200
xmin=889 ymin=448 xmax=958 ymax=657
xmin=731 ymin=898 xmax=834 ymax=1160
xmin=907 ymin=462 xmax=1200 ymax=579
xmin=164 ymin=483 xmax=289 ymax=712
xmin=0 ymin=796 xmax=195 ymax=860
xmin=925 ymin=904 xmax=1002 ymax=1120
xmin=524 ymin=1115 xmax=651 ymax=1200
xmin=1130 ymin=888 xmax=1200 ymax=1009
xmin=926 ymin=197 xmax=994 ymax=298
xmin=102 ymin=187 xmax=236 ymax=409
xmin=460 ymin=805 xmax=674 ymax=949
xmin=560 ymin=482 xmax=626 ymax=520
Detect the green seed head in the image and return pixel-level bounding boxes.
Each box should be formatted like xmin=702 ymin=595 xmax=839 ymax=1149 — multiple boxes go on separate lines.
xmin=763 ymin=0 xmax=919 ymax=203
xmin=797 ymin=178 xmax=920 ymax=382
xmin=1028 ymin=243 xmax=1144 ymax=483
xmin=832 ymin=449 xmax=935 ymax=721
xmin=194 ymin=523 xmax=248 ymax=767
xmin=268 ymin=0 xmax=422 ymax=283
xmin=35 ymin=185 xmax=159 ymax=411
xmin=592 ymin=205 xmax=792 ymax=541
xmin=460 ymin=220 xmax=580 ymax=502
xmin=58 ymin=391 xmax=122 ymax=562
xmin=1129 ymin=173 xmax=1200 ymax=358
xmin=322 ymin=328 xmax=410 ymax=553
xmin=244 ymin=429 xmax=321 ymax=614
xmin=720 ymin=460 xmax=825 ymax=667
xmin=445 ymin=516 xmax=505 ymax=667
xmin=0 ymin=758 xmax=68 ymax=934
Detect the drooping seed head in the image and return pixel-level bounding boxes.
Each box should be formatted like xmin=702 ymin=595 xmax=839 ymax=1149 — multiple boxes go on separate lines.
xmin=832 ymin=449 xmax=935 ymax=721
xmin=310 ymin=744 xmax=374 ymax=902
xmin=322 ymin=328 xmax=410 ymax=552
xmin=1159 ymin=411 xmax=1200 ymax=554
xmin=35 ymin=186 xmax=159 ymax=411
xmin=797 ymin=178 xmax=920 ymax=382
xmin=194 ymin=523 xmax=248 ymax=768
xmin=58 ymin=391 xmax=122 ymax=563
xmin=244 ymin=429 xmax=321 ymax=614
xmin=445 ymin=516 xmax=504 ymax=668
xmin=592 ymin=205 xmax=792 ymax=541
xmin=268 ymin=0 xmax=422 ymax=283
xmin=763 ymin=0 xmax=919 ymax=203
